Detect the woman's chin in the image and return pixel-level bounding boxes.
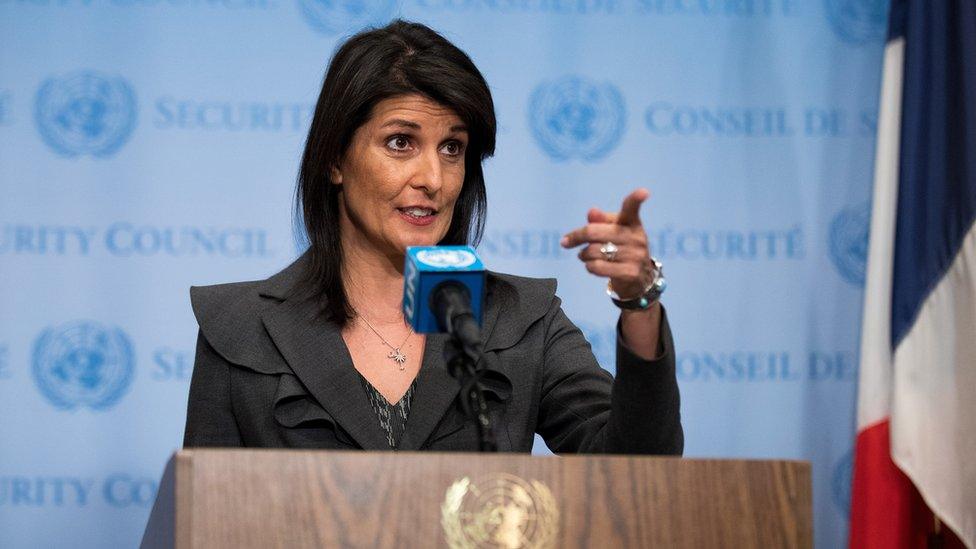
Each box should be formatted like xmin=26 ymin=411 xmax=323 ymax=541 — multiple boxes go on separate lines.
xmin=399 ymin=238 xmax=440 ymax=251
xmin=398 ymin=230 xmax=448 ymax=250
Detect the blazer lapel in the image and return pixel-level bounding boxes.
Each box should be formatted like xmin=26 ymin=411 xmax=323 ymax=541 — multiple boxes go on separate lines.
xmin=261 ymin=297 xmax=391 ymax=451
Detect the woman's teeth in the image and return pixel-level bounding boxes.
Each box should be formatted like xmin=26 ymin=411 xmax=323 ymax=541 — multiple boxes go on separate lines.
xmin=402 ymin=208 xmax=433 ymax=217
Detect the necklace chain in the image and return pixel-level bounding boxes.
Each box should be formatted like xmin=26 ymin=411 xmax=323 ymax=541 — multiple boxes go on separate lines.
xmin=355 ymin=312 xmax=412 ymax=371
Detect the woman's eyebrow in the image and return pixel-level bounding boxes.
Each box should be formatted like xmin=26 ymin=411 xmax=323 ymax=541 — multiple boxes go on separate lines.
xmin=380 ymin=118 xmax=421 ymax=129
xmin=379 ymin=119 xmax=468 ymax=133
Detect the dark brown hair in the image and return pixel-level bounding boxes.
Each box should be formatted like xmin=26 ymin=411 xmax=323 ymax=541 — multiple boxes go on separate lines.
xmin=295 ymin=20 xmax=496 ymax=325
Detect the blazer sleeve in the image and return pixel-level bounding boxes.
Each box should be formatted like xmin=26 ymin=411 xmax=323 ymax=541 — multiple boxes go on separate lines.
xmin=183 ymin=330 xmax=244 ymax=447
xmin=535 ymin=298 xmax=683 ymax=455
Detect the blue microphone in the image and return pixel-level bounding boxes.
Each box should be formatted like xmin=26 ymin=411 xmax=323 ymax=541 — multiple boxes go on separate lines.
xmin=403 ymin=245 xmax=486 ymax=335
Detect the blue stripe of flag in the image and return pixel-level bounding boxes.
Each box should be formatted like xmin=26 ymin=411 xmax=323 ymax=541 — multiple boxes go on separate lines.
xmin=887 ymin=0 xmax=907 ymax=41
xmin=891 ymin=0 xmax=976 ymax=349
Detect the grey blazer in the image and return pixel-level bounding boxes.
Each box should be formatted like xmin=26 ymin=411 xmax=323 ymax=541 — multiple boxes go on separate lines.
xmin=184 ymin=256 xmax=683 ymax=454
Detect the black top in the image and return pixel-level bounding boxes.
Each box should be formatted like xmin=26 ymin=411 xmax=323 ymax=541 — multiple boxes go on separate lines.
xmin=359 ymin=374 xmax=417 ymax=449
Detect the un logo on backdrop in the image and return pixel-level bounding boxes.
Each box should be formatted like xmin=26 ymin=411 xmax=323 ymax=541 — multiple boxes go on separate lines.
xmin=825 ymin=0 xmax=888 ymax=44
xmin=829 ymin=203 xmax=870 ymax=286
xmin=34 ymin=71 xmax=137 ymax=158
xmin=32 ymin=321 xmax=135 ymax=410
xmin=298 ymin=0 xmax=397 ymax=35
xmin=528 ymin=76 xmax=626 ymax=162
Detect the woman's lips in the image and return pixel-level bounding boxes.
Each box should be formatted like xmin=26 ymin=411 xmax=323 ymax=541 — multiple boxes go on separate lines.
xmin=397 ymin=208 xmax=437 ymax=226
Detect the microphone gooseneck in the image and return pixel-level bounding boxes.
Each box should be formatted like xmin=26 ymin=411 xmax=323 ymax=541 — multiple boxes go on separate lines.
xmin=430 ymin=281 xmax=482 ymax=361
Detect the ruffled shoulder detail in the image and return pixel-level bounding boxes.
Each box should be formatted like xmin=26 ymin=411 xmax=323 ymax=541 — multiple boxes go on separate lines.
xmin=483 ymin=272 xmax=557 ymax=352
xmin=189 ymin=281 xmax=291 ymax=375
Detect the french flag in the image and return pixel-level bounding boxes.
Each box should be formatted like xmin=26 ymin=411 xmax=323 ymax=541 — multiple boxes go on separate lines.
xmin=850 ymin=1 xmax=975 ymax=548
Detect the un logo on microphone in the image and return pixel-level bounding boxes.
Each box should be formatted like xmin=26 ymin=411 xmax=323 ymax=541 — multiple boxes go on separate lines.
xmin=828 ymin=203 xmax=870 ymax=286
xmin=824 ymin=0 xmax=888 ymax=45
xmin=34 ymin=71 xmax=137 ymax=158
xmin=298 ymin=0 xmax=397 ymax=35
xmin=416 ymin=249 xmax=478 ymax=269
xmin=32 ymin=321 xmax=135 ymax=410
xmin=529 ymin=76 xmax=626 ymax=162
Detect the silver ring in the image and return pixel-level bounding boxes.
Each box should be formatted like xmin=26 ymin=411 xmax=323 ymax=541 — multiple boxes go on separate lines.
xmin=600 ymin=241 xmax=619 ymax=262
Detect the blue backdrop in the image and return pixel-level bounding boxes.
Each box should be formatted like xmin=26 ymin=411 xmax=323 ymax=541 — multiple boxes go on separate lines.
xmin=0 ymin=1 xmax=887 ymax=547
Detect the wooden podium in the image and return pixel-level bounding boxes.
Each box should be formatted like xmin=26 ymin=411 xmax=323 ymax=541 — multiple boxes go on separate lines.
xmin=141 ymin=450 xmax=811 ymax=548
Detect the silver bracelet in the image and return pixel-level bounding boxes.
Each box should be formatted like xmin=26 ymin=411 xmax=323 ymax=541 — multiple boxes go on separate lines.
xmin=606 ymin=258 xmax=666 ymax=310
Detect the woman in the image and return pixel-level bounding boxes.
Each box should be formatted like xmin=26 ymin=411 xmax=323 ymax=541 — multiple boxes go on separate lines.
xmin=184 ymin=20 xmax=682 ymax=454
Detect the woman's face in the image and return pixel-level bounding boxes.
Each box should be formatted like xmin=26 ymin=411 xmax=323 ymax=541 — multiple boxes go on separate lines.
xmin=333 ymin=94 xmax=468 ymax=262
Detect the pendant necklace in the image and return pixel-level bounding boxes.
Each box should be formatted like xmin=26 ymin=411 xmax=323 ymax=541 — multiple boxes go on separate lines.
xmin=356 ymin=313 xmax=412 ymax=370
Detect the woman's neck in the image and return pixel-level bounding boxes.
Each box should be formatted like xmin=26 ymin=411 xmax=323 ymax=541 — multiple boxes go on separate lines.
xmin=340 ymin=237 xmax=407 ymax=325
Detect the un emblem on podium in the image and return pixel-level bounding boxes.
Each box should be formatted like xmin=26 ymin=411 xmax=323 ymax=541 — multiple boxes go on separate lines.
xmin=34 ymin=71 xmax=137 ymax=158
xmin=32 ymin=321 xmax=135 ymax=410
xmin=528 ymin=76 xmax=626 ymax=162
xmin=442 ymin=473 xmax=559 ymax=549
xmin=824 ymin=0 xmax=888 ymax=45
xmin=298 ymin=0 xmax=397 ymax=35
xmin=828 ymin=203 xmax=870 ymax=286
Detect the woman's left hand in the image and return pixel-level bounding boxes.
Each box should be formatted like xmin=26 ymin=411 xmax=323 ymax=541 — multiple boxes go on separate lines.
xmin=560 ymin=188 xmax=655 ymax=300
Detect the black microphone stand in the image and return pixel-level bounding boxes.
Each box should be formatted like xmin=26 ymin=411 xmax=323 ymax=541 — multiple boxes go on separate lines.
xmin=443 ymin=335 xmax=497 ymax=452
xmin=434 ymin=283 xmax=497 ymax=452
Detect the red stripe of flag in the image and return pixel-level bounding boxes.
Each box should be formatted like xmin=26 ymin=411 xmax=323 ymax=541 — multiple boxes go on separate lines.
xmin=850 ymin=420 xmax=965 ymax=548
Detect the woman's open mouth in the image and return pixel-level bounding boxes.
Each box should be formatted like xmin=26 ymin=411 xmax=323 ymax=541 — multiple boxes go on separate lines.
xmin=397 ymin=207 xmax=437 ymax=226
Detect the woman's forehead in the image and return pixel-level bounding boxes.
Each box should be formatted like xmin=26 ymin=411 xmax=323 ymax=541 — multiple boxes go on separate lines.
xmin=368 ymin=94 xmax=465 ymax=130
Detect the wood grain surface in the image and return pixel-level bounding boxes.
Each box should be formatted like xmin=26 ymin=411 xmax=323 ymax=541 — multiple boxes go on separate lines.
xmin=150 ymin=450 xmax=811 ymax=549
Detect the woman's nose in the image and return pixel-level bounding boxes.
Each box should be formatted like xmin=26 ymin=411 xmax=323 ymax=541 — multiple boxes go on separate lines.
xmin=410 ymin=149 xmax=444 ymax=193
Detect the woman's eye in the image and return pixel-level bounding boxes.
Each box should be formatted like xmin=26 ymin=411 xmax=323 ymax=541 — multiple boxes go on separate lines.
xmin=442 ymin=141 xmax=465 ymax=157
xmin=386 ymin=135 xmax=411 ymax=151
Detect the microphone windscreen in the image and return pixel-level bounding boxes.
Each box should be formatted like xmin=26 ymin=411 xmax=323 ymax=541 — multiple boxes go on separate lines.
xmin=403 ymin=246 xmax=486 ymax=334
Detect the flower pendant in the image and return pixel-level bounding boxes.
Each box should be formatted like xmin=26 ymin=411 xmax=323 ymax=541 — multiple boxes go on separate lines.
xmin=388 ymin=348 xmax=407 ymax=371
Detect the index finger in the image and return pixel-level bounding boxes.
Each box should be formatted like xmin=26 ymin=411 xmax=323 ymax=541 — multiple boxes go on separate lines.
xmin=617 ymin=188 xmax=649 ymax=226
